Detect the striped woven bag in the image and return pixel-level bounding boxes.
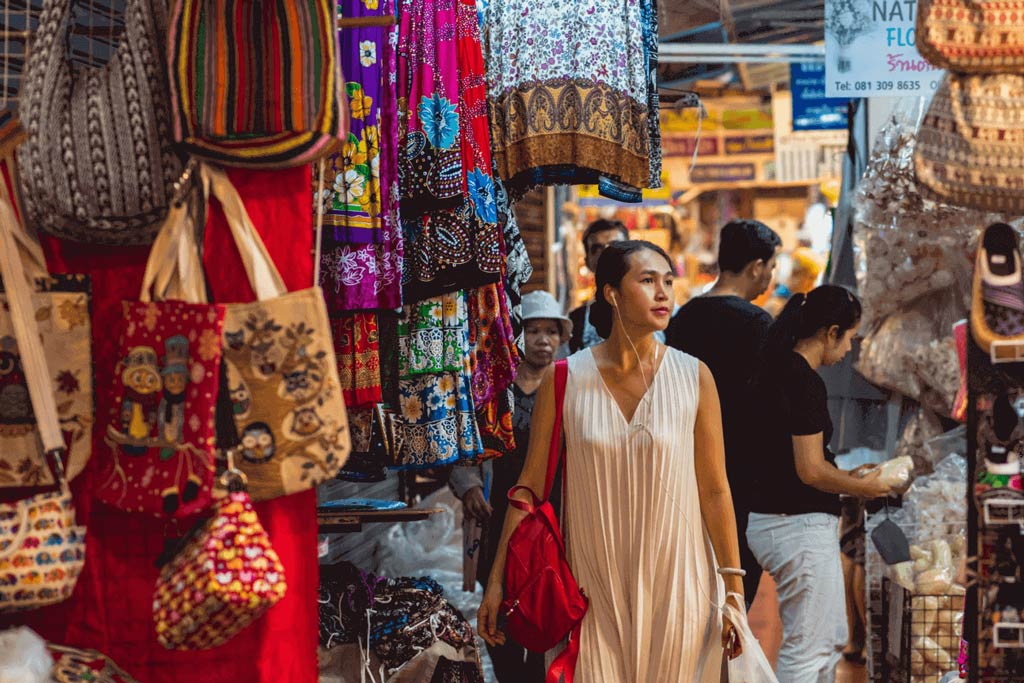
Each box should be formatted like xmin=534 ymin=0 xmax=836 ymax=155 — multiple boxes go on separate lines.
xmin=167 ymin=0 xmax=348 ymax=169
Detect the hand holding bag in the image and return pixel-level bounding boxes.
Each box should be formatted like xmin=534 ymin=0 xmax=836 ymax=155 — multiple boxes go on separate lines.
xmin=914 ymin=72 xmax=1024 ymax=214
xmin=194 ymin=163 xmax=351 ymax=501
xmin=917 ymin=0 xmax=1024 ymax=73
xmin=501 ymin=359 xmax=588 ymax=683
xmin=0 ymin=197 xmax=86 ymax=612
xmin=97 ymin=182 xmax=226 ymax=518
xmin=17 ymin=0 xmax=183 ymax=245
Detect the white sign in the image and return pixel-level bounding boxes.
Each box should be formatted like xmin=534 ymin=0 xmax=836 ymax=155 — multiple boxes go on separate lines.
xmin=824 ymin=0 xmax=942 ymax=97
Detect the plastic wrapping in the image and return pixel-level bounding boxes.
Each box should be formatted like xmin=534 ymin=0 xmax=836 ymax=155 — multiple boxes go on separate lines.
xmin=0 ymin=627 xmax=54 ymax=683
xmin=876 ymin=456 xmax=915 ymax=489
xmin=892 ymin=410 xmax=946 ymax=475
xmin=852 ymin=97 xmax=1009 ymax=328
xmin=722 ymin=600 xmax=779 ymax=683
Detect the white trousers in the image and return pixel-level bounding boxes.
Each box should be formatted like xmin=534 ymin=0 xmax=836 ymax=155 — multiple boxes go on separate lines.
xmin=746 ymin=512 xmax=848 ymax=683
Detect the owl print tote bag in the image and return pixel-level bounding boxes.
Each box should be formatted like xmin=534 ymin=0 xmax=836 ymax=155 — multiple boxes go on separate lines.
xmin=198 ymin=164 xmax=350 ymax=501
xmin=96 ymin=188 xmax=226 ymax=518
xmin=0 ymin=157 xmax=92 ymax=501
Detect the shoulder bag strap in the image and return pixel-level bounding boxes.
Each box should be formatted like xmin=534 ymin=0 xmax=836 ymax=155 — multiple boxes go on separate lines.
xmin=0 ymin=198 xmax=65 ymax=474
xmin=542 ymin=359 xmax=568 ymax=501
xmin=199 ymin=162 xmax=288 ymax=301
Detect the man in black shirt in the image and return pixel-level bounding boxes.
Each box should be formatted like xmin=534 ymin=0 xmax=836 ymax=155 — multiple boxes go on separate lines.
xmin=568 ymin=219 xmax=629 ymax=353
xmin=665 ymin=218 xmax=781 ymax=605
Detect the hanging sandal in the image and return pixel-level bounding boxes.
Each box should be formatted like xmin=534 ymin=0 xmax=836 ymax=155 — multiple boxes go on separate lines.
xmin=972 ymin=223 xmax=1024 ymax=356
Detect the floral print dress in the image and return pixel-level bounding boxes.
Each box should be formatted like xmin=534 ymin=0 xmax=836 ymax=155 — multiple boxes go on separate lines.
xmin=484 ymin=0 xmax=656 ymax=199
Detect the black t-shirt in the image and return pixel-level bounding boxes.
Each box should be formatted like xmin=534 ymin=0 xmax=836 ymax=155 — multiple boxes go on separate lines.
xmin=666 ymin=295 xmax=772 ymax=500
xmin=746 ymin=351 xmax=840 ymax=516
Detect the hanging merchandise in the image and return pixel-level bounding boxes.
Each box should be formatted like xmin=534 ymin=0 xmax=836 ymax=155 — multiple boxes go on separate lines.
xmin=397 ymin=0 xmax=503 ymax=302
xmin=331 ymin=313 xmax=382 ymax=409
xmin=197 ymin=164 xmax=351 ymax=502
xmin=0 ymin=160 xmax=92 ymax=500
xmin=916 ymin=0 xmax=1024 ymax=73
xmin=334 ymin=404 xmax=392 ymax=483
xmin=396 ymin=292 xmax=482 ymax=468
xmin=915 ymin=73 xmax=1024 ymax=214
xmin=153 ymin=464 xmax=287 ymax=650
xmin=0 ymin=197 xmax=86 ymax=613
xmin=49 ymin=643 xmax=141 ymax=683
xmin=167 ymin=0 xmax=347 ymax=169
xmin=17 ymin=0 xmax=184 ymax=245
xmin=468 ymin=283 xmax=518 ymax=410
xmin=970 ymin=221 xmax=1024 ymax=358
xmin=484 ymin=0 xmax=654 ymax=199
xmin=319 ymin=0 xmax=403 ymax=313
xmin=97 ymin=191 xmax=225 ymax=518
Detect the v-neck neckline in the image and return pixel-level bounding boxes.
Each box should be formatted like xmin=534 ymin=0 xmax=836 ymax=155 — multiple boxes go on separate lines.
xmin=589 ymin=346 xmax=668 ymax=427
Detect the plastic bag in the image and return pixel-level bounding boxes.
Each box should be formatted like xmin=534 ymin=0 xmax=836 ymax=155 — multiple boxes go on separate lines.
xmin=0 ymin=627 xmax=53 ymax=683
xmin=893 ymin=410 xmax=945 ymax=476
xmin=876 ymin=456 xmax=915 ymax=489
xmin=722 ymin=600 xmax=778 ymax=683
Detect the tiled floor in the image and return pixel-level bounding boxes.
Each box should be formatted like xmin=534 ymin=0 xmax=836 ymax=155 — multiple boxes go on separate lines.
xmin=748 ymin=574 xmax=868 ymax=683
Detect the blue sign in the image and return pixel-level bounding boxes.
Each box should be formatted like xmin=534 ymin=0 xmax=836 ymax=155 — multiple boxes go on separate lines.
xmin=790 ymin=63 xmax=850 ymax=131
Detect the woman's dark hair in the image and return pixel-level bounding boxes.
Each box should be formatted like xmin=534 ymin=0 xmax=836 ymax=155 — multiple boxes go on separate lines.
xmin=764 ymin=285 xmax=862 ymax=359
xmin=590 ymin=240 xmax=673 ymax=339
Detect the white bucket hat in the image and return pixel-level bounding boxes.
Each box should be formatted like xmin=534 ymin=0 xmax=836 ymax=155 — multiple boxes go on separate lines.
xmin=521 ymin=290 xmax=572 ymax=341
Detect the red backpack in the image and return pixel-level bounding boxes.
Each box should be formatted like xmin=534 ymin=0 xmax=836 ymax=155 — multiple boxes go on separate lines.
xmin=501 ymin=359 xmax=589 ymax=683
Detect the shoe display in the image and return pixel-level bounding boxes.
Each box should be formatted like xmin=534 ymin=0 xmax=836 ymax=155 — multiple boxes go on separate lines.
xmin=972 ymin=223 xmax=1024 ymax=355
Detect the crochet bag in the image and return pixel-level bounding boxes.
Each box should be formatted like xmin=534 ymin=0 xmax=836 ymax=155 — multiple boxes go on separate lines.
xmin=193 ymin=165 xmax=350 ymax=500
xmin=917 ymin=0 xmax=1024 ymax=72
xmin=17 ymin=0 xmax=183 ymax=245
xmin=914 ymin=73 xmax=1024 ymax=214
xmin=167 ymin=0 xmax=347 ymax=168
xmin=153 ymin=467 xmax=287 ymax=649
xmin=97 ymin=187 xmax=226 ymax=518
xmin=0 ymin=196 xmax=86 ymax=613
xmin=0 ymin=156 xmax=92 ymax=501
xmin=49 ymin=643 xmax=140 ymax=683
xmin=502 ymin=360 xmax=588 ymax=683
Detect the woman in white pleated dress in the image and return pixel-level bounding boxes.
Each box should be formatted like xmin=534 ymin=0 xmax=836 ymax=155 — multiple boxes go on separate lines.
xmin=479 ymin=241 xmax=747 ymax=682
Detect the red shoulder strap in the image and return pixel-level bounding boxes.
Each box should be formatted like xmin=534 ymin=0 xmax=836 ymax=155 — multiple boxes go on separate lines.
xmin=542 ymin=359 xmax=568 ymax=501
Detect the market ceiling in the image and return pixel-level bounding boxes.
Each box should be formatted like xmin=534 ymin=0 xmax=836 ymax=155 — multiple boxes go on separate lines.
xmin=658 ymin=0 xmax=824 ymax=99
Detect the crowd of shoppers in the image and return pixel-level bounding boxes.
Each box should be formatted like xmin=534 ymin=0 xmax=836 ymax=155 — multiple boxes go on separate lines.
xmin=453 ymin=217 xmax=884 ymax=683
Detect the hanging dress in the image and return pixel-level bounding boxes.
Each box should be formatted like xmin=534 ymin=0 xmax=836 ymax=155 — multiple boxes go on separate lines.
xmin=485 ymin=1 xmax=652 ymax=199
xmin=562 ymin=348 xmax=724 ymax=683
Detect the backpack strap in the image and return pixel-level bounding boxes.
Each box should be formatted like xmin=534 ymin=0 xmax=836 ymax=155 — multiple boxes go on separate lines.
xmin=543 ymin=359 xmax=568 ymax=501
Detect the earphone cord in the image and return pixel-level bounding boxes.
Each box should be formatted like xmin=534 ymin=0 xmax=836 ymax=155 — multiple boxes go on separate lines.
xmin=611 ymin=302 xmax=740 ymax=617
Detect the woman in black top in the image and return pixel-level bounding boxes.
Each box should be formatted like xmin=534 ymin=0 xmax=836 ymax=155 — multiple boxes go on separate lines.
xmin=744 ymin=285 xmax=893 ymax=683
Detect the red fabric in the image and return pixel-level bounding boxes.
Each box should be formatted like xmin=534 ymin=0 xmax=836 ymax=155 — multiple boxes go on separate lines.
xmin=2 ymin=167 xmax=318 ymax=683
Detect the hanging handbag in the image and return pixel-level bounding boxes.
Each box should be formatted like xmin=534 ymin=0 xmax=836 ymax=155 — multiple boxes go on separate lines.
xmin=184 ymin=164 xmax=350 ymax=500
xmin=501 ymin=359 xmax=588 ymax=683
xmin=167 ymin=0 xmax=347 ymax=169
xmin=153 ymin=463 xmax=287 ymax=649
xmin=916 ymin=0 xmax=1024 ymax=73
xmin=49 ymin=643 xmax=140 ymax=683
xmin=914 ymin=72 xmax=1024 ymax=214
xmin=17 ymin=0 xmax=183 ymax=245
xmin=96 ymin=184 xmax=226 ymax=518
xmin=0 ymin=155 xmax=92 ymax=501
xmin=0 ymin=197 xmax=86 ymax=613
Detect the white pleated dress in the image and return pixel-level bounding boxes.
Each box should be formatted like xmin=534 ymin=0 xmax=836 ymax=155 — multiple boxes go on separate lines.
xmin=562 ymin=348 xmax=724 ymax=683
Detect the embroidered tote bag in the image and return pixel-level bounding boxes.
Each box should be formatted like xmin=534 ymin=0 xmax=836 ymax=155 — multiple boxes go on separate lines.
xmin=49 ymin=644 xmax=140 ymax=683
xmin=0 ymin=197 xmax=86 ymax=613
xmin=17 ymin=0 xmax=183 ymax=245
xmin=97 ymin=191 xmax=226 ymax=518
xmin=0 ymin=159 xmax=92 ymax=501
xmin=917 ymin=0 xmax=1024 ymax=72
xmin=915 ymin=73 xmax=1024 ymax=214
xmin=153 ymin=469 xmax=287 ymax=649
xmin=199 ymin=164 xmax=350 ymax=501
xmin=167 ymin=0 xmax=347 ymax=168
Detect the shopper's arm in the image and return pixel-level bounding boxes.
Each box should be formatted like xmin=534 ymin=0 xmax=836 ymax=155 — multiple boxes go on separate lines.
xmin=478 ymin=365 xmax=558 ymax=646
xmin=693 ymin=363 xmax=744 ymax=600
xmin=793 ymin=433 xmax=891 ymax=499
